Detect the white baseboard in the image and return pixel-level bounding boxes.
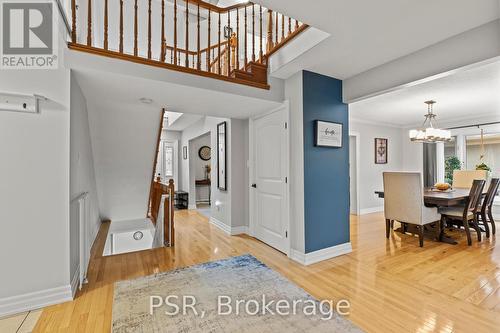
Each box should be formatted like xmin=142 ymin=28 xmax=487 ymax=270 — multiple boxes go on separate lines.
xmin=209 ymin=218 xmax=249 ymax=236
xmin=0 ymin=285 xmax=73 ymax=318
xmin=290 ymin=242 xmax=352 ymax=266
xmin=188 ymin=204 xmax=198 ymax=210
xmin=209 ymin=217 xmax=231 ymax=234
xmin=70 ymin=265 xmax=80 ymax=299
xmin=360 ymin=206 xmax=384 ymax=215
xmin=230 ymin=226 xmax=249 ymax=236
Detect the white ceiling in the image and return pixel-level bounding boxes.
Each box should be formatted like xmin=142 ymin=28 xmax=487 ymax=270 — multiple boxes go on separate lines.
xmin=73 ymin=69 xmax=281 ymax=120
xmin=258 ymin=0 xmax=499 ymax=79
xmin=350 ymin=60 xmax=500 ymax=127
xmin=164 ymin=113 xmax=204 ymax=131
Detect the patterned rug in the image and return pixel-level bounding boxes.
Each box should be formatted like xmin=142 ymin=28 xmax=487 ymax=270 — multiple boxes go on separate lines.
xmin=112 ymin=255 xmax=363 ymax=332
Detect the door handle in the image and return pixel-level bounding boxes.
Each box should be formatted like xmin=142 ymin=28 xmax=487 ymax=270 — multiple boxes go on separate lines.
xmin=251 ymin=183 xmax=257 ymax=188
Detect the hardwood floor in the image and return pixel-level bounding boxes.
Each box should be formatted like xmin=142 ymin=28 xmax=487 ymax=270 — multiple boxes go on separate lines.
xmin=34 ymin=210 xmax=500 ymax=332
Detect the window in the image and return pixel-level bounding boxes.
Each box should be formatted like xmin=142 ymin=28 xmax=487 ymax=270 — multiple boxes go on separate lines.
xmin=444 ymin=136 xmax=457 ymax=160
xmin=465 ymin=133 xmax=500 ymax=179
xmin=164 ymin=146 xmax=174 ymax=177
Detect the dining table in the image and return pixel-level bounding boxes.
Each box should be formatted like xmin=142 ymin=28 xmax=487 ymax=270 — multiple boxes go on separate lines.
xmin=374 ymin=188 xmax=479 ymax=207
xmin=374 ymin=188 xmax=486 ymax=245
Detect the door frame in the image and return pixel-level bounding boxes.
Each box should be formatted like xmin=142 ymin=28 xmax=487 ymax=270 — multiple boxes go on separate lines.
xmin=249 ymin=101 xmax=291 ymax=256
xmin=349 ymin=131 xmax=361 ymax=216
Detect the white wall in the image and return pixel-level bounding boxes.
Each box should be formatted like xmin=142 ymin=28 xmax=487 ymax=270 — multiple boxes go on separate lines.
xmin=189 ymin=133 xmax=212 ymax=203
xmin=349 ymin=120 xmax=405 ymax=214
xmin=284 ymin=72 xmax=305 ymax=253
xmin=0 ymin=23 xmax=72 ymax=315
xmin=230 ymin=119 xmax=249 ymax=229
xmin=86 ymin=99 xmax=162 ymax=222
xmin=69 ymin=74 xmax=101 ymax=292
xmin=179 ymin=116 xmax=231 ymax=226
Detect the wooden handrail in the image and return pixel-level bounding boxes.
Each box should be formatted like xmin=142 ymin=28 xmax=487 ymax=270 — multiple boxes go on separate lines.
xmin=149 ymin=178 xmax=175 ymax=246
xmin=71 ymin=0 xmax=307 ymax=88
xmin=148 ymin=108 xmax=166 ymax=218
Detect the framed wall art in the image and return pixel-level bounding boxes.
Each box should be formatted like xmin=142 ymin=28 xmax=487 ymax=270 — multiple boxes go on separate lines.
xmin=217 ymin=121 xmax=227 ymax=191
xmin=314 ymin=120 xmax=343 ymax=148
xmin=375 ymin=138 xmax=388 ymax=164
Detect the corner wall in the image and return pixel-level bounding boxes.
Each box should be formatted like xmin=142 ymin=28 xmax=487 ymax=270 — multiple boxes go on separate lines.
xmin=302 ymin=71 xmax=350 ymax=253
xmin=0 ymin=22 xmax=72 ymax=315
xmin=69 ymin=73 xmax=101 ymax=293
xmin=349 ymin=121 xmax=405 ymax=214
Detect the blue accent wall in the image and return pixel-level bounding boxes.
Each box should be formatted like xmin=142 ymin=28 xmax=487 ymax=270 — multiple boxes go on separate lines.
xmin=302 ymin=71 xmax=350 ymax=253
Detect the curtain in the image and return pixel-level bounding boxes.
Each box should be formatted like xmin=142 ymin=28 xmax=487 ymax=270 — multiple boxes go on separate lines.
xmin=423 ymin=143 xmax=437 ymax=187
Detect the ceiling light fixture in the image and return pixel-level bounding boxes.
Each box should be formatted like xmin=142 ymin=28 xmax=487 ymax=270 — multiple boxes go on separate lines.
xmin=139 ymin=97 xmax=153 ymax=104
xmin=409 ymin=100 xmax=451 ymax=143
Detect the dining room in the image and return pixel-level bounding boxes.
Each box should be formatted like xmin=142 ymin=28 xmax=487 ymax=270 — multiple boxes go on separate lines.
xmin=343 ymin=58 xmax=500 ymax=320
xmin=349 ymin=59 xmax=500 ymax=247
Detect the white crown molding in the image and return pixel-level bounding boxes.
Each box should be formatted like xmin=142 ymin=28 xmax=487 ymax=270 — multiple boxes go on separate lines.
xmin=290 ymin=242 xmax=352 ymax=266
xmin=0 ymin=285 xmax=73 ymax=319
xmin=349 ymin=117 xmax=403 ymax=129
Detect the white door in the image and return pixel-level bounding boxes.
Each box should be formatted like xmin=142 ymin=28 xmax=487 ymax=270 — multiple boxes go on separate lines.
xmin=251 ymin=105 xmax=289 ymax=254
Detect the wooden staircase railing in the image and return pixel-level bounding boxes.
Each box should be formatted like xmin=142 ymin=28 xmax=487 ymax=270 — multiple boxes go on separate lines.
xmin=150 ymin=177 xmax=175 ymax=246
xmin=147 ymin=108 xmax=175 ymax=247
xmin=68 ymin=0 xmax=307 ymax=89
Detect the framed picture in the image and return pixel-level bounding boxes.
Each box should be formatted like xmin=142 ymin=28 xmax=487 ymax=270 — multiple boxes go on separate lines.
xmin=375 ymin=138 xmax=388 ymax=164
xmin=183 ymin=146 xmax=187 ymax=160
xmin=314 ymin=120 xmax=342 ymax=148
xmin=217 ymin=121 xmax=227 ymax=191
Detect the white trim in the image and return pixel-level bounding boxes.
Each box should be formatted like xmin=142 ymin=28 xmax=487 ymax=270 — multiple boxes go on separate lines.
xmin=209 ymin=216 xmax=231 ymax=234
xmin=360 ymin=206 xmax=384 ymax=215
xmin=249 ymin=102 xmax=291 ymax=257
xmin=349 ymin=131 xmax=361 ymax=216
xmin=188 ymin=204 xmax=198 ymax=210
xmin=70 ymin=265 xmax=80 ymax=299
xmin=230 ymin=226 xmax=249 ymax=236
xmin=349 ymin=117 xmax=401 ymax=129
xmin=290 ymin=242 xmax=353 ymax=266
xmin=0 ymin=285 xmax=73 ymax=318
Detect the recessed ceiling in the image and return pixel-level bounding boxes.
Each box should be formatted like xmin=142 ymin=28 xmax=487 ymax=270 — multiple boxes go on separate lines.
xmin=350 ymin=60 xmax=500 ymax=127
xmin=258 ymin=0 xmax=499 ymax=79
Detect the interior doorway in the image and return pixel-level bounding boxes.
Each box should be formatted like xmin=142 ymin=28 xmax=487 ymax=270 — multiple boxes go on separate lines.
xmin=188 ymin=132 xmax=212 ymax=218
xmin=349 ymin=133 xmax=360 ymax=216
xmin=249 ymin=103 xmax=290 ymax=255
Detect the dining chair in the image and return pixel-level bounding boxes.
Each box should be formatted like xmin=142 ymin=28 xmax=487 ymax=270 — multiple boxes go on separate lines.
xmin=452 ymin=170 xmax=488 ymax=189
xmin=439 ymin=179 xmax=486 ymax=245
xmin=478 ymin=178 xmax=500 ymax=237
xmin=383 ymin=172 xmax=441 ymax=247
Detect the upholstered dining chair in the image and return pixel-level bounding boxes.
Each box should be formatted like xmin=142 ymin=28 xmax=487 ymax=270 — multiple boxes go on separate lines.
xmin=383 ymin=172 xmax=441 ymax=247
xmin=452 ymin=170 xmax=488 ymax=189
xmin=439 ymin=179 xmax=486 ymax=245
xmin=478 ymin=178 xmax=500 ymax=238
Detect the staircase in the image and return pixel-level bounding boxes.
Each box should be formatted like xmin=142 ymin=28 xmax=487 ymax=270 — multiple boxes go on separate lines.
xmin=68 ymin=0 xmax=307 ymax=89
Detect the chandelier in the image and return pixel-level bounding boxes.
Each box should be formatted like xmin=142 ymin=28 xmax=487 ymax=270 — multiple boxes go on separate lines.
xmin=409 ymin=100 xmax=451 ymax=143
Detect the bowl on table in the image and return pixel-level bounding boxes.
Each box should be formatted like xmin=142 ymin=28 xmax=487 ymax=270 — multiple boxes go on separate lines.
xmin=434 ymin=183 xmax=451 ymax=191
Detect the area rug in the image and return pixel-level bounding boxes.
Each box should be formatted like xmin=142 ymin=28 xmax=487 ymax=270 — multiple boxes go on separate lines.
xmin=112 ymin=255 xmax=363 ymax=332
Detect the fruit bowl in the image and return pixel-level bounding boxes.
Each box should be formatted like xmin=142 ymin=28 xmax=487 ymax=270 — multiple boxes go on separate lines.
xmin=434 ymin=183 xmax=451 ymax=191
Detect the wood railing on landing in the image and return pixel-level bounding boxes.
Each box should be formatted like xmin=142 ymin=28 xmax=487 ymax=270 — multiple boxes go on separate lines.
xmin=68 ymin=0 xmax=308 ymax=89
xmin=150 ymin=177 xmax=175 ymax=247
